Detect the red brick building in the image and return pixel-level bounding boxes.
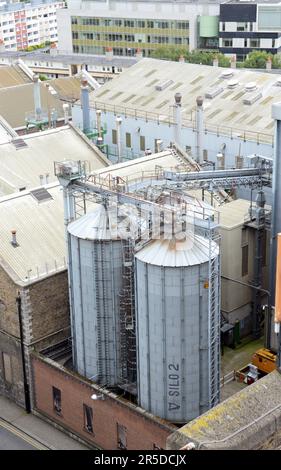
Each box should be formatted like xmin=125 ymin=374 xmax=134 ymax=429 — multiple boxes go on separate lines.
xmin=32 ymin=352 xmax=176 ymax=450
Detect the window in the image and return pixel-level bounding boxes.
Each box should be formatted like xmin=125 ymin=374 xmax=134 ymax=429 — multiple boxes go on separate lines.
xmin=83 ymin=404 xmax=93 ymax=433
xmin=126 ymin=132 xmax=131 ymax=148
xmin=242 ymin=245 xmax=249 ymax=277
xmin=71 ymin=17 xmax=78 ymax=25
xmin=2 ymin=352 xmax=12 ymax=383
xmin=140 ymin=135 xmax=145 ymax=151
xmin=250 ymin=39 xmax=260 ymax=48
xmin=237 ymin=22 xmax=248 ymax=32
xmin=203 ymin=149 xmax=208 ymax=161
xmin=117 ymin=423 xmax=127 ymax=450
xmin=249 ymin=22 xmax=253 ymax=32
xmin=244 ymin=39 xmax=248 ymax=48
xmin=52 ymin=386 xmax=62 ymax=414
xmin=72 ymin=32 xmax=78 ymax=39
xmin=112 ymin=129 xmax=117 ymax=145
xmin=222 ymin=39 xmax=233 ymax=48
xmin=221 ymin=22 xmax=225 ymax=32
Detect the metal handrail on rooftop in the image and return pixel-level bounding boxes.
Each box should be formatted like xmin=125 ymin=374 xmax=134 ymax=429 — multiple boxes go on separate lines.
xmin=91 ymin=100 xmax=274 ymax=146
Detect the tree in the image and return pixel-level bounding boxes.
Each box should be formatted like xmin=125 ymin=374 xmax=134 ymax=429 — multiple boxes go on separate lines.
xmin=243 ymin=51 xmax=270 ymax=69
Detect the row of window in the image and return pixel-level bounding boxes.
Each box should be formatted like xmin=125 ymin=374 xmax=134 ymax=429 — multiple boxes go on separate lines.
xmin=71 ymin=16 xmax=189 ymax=30
xmin=51 ymin=386 xmax=162 ymax=450
xmin=72 ymin=31 xmax=189 ymax=46
xmin=221 ymin=22 xmax=254 ymax=33
xmin=221 ymin=38 xmax=275 ymax=48
xmin=73 ymin=45 xmax=154 ymax=56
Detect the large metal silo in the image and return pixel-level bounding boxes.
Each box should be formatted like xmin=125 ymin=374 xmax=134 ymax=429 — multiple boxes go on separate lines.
xmin=68 ymin=203 xmax=140 ymax=386
xmin=135 ymin=235 xmax=220 ymax=423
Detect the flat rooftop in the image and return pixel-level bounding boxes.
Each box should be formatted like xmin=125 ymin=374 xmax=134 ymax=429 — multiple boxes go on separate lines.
xmin=91 ymin=58 xmax=281 ymax=140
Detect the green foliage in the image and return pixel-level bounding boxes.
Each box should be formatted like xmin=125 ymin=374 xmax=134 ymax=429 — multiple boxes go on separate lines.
xmin=39 ymin=74 xmax=48 ymax=81
xmin=150 ymin=47 xmax=230 ymax=67
xmin=243 ymin=51 xmax=270 ymax=69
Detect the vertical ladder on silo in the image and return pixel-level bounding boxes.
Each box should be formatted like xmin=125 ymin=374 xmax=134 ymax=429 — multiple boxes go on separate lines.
xmin=208 ymin=228 xmax=221 ymax=409
xmin=94 ymin=242 xmax=103 ymax=383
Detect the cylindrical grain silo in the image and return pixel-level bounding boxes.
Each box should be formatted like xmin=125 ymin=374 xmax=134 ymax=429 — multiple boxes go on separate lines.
xmin=135 ymin=235 xmax=220 ymax=423
xmin=67 ymin=203 xmax=141 ymax=386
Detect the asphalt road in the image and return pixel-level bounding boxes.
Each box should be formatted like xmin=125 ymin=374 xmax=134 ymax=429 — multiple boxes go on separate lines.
xmin=0 ymin=419 xmax=48 ymax=450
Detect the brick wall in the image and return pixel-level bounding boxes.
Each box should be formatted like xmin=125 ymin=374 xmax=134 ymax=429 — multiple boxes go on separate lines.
xmin=32 ymin=354 xmax=176 ymax=450
xmin=0 ymin=266 xmax=71 ymax=405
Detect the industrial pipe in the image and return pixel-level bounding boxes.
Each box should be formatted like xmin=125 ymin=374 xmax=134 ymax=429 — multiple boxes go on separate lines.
xmin=173 ymin=93 xmax=182 ymax=147
xmin=196 ymin=96 xmax=204 ymax=163
xmin=96 ymin=109 xmax=102 ymax=139
xmin=274 ymin=233 xmax=281 ymax=333
xmin=16 ymin=293 xmax=31 ymax=414
xmin=81 ymin=79 xmax=91 ymax=134
xmin=33 ymin=75 xmax=41 ymax=120
xmin=116 ymin=116 xmax=122 ymax=163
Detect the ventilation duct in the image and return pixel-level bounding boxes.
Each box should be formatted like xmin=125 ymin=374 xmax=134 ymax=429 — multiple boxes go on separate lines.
xmin=155 ymin=80 xmax=174 ymax=91
xmin=227 ymin=79 xmax=239 ymax=89
xmin=205 ymin=87 xmax=223 ymax=99
xmin=220 ymin=70 xmax=233 ymax=79
xmin=243 ymin=92 xmax=262 ymax=105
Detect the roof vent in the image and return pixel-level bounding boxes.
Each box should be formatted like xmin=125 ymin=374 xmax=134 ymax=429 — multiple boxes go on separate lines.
xmin=227 ymin=79 xmax=239 ymax=89
xmin=205 ymin=87 xmax=224 ymax=99
xmin=30 ymin=188 xmax=53 ymax=203
xmin=11 ymin=230 xmax=19 ymax=247
xmin=155 ymin=79 xmax=174 ymax=91
xmin=12 ymin=138 xmax=28 ymax=150
xmin=243 ymin=92 xmax=262 ymax=105
xmin=275 ymin=77 xmax=281 ymax=87
xmin=220 ymin=70 xmax=233 ymax=79
xmin=245 ymin=82 xmax=257 ymax=92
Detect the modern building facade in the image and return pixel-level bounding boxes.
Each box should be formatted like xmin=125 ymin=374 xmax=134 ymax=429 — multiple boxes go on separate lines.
xmin=57 ymin=0 xmax=220 ymax=56
xmin=219 ymin=1 xmax=281 ymax=61
xmin=0 ymin=0 xmax=64 ymax=51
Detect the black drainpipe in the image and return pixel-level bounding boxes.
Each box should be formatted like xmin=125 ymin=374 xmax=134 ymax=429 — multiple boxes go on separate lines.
xmin=16 ymin=292 xmax=31 ymax=414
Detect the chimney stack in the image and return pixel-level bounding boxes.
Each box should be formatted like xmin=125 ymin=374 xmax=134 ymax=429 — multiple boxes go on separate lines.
xmin=50 ymin=42 xmax=58 ymax=56
xmin=63 ymin=103 xmax=70 ymax=124
xmin=266 ymin=56 xmax=272 ymax=71
xmin=116 ymin=116 xmax=122 ymax=163
xmin=213 ymin=55 xmax=219 ymax=67
xmin=45 ymin=173 xmax=50 ymax=185
xmin=39 ymin=174 xmax=44 ymax=185
xmin=105 ymin=47 xmax=113 ymax=60
xmin=11 ymin=230 xmax=18 ymax=247
xmin=136 ymin=48 xmax=143 ymax=60
xmin=231 ymin=55 xmax=236 ymax=69
xmin=0 ymin=38 xmax=5 ymax=53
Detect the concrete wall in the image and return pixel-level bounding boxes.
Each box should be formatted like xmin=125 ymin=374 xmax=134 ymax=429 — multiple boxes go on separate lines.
xmin=167 ymin=371 xmax=281 ymax=450
xmin=72 ymin=106 xmax=273 ymax=165
xmin=31 ymin=353 xmax=176 ymax=450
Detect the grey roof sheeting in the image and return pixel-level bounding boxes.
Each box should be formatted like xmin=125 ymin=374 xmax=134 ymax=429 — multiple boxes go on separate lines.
xmin=0 ymin=125 xmax=109 ymax=195
xmin=91 ymin=58 xmax=281 ymax=142
xmin=0 ymin=183 xmax=65 ymax=285
xmin=0 ymin=64 xmax=32 ymax=88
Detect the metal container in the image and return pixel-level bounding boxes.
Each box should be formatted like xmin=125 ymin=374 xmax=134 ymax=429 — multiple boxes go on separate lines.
xmin=135 ymin=235 xmax=220 ymax=422
xmin=68 ymin=204 xmax=141 ymax=386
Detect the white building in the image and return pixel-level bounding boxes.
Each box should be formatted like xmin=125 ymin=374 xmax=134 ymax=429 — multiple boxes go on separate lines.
xmin=0 ymin=0 xmax=64 ymax=51
xmin=57 ymin=0 xmax=220 ymax=56
xmin=73 ymin=58 xmax=277 ymax=167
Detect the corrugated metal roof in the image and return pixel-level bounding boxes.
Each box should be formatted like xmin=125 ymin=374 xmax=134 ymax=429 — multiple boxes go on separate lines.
xmin=0 ymin=183 xmax=65 ymax=285
xmin=94 ymin=149 xmax=189 ymax=181
xmin=0 ymin=82 xmax=63 ymax=128
xmin=0 ymin=64 xmax=32 ymax=88
xmin=0 ymin=125 xmax=108 ymax=195
xmin=91 ymin=58 xmax=281 ymax=137
xmin=219 ymin=199 xmax=251 ymax=229
xmin=48 ymin=76 xmax=86 ymax=103
xmin=135 ymin=235 xmax=218 ymax=267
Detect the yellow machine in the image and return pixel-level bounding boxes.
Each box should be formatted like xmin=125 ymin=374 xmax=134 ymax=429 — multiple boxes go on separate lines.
xmin=252 ymin=348 xmax=276 ymax=374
